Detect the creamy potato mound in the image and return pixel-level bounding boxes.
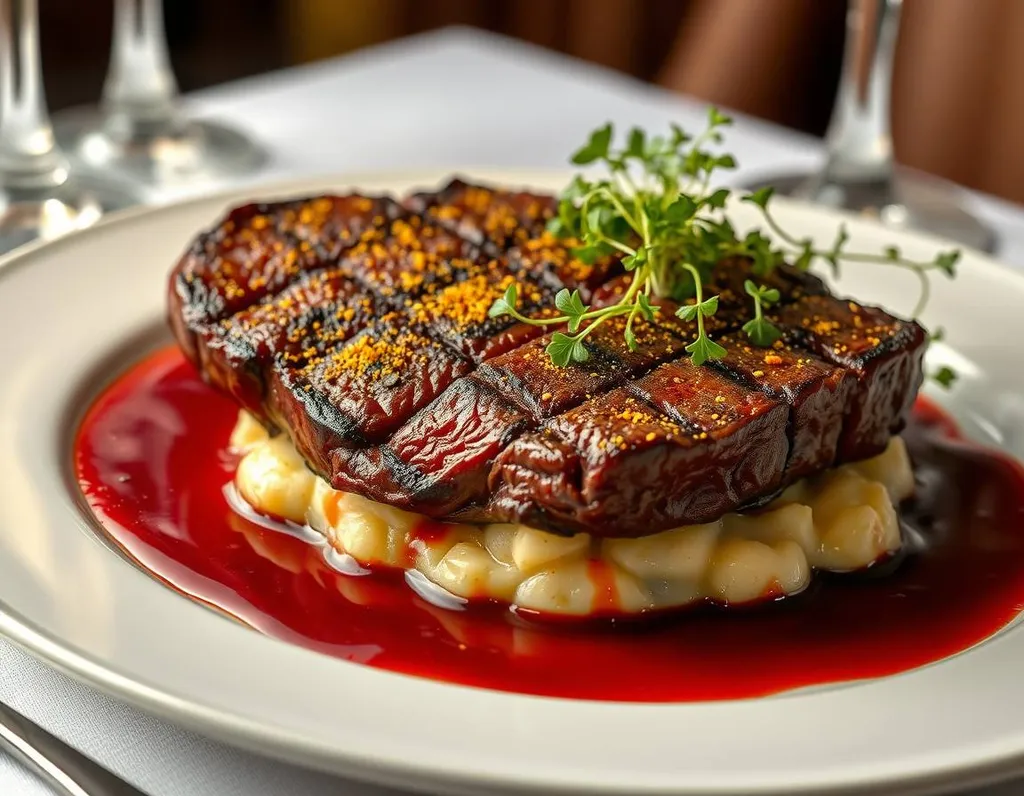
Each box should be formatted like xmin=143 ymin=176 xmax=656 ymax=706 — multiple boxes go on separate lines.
xmin=230 ymin=412 xmax=914 ymax=616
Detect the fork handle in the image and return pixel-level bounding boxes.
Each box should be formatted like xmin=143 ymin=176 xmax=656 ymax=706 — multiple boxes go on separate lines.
xmin=0 ymin=700 xmax=148 ymax=796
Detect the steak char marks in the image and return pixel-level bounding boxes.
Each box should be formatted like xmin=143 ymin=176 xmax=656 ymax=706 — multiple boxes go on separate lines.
xmin=169 ymin=178 xmax=927 ymax=538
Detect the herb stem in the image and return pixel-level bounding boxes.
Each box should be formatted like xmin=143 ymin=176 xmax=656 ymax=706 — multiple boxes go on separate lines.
xmin=622 ymin=262 xmax=648 ymax=303
xmin=682 ymin=262 xmax=707 ymax=339
xmin=828 ymin=251 xmax=946 ymax=270
xmin=503 ymin=307 xmax=569 ymax=326
xmin=756 ymin=204 xmax=805 ymax=250
xmin=595 ymin=186 xmax=641 ymax=234
xmin=578 ymin=302 xmax=633 ymax=321
xmin=612 ymin=171 xmax=640 ymax=209
xmin=572 ymin=303 xmax=636 ymax=345
xmin=594 ymin=232 xmax=637 ymax=257
xmin=581 ymin=191 xmax=639 ymax=257
xmin=625 ymin=302 xmax=641 ymax=347
xmin=912 ymin=267 xmax=930 ymax=318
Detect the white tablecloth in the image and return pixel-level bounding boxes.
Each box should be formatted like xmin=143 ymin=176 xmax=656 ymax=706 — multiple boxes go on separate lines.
xmin=4 ymin=27 xmax=1024 ymax=796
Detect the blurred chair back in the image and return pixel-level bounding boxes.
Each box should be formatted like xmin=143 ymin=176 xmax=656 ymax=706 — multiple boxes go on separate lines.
xmin=285 ymin=0 xmax=691 ymax=87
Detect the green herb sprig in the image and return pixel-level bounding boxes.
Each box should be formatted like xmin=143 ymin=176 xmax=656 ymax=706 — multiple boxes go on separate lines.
xmin=487 ymin=108 xmax=961 ymax=378
xmin=742 ymin=280 xmax=782 ymax=347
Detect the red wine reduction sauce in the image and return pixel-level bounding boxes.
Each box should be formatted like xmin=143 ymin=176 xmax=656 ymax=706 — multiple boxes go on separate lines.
xmin=74 ymin=347 xmax=1024 ymax=702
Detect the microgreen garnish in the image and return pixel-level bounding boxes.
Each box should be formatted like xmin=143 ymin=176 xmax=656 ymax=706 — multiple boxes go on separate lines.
xmin=742 ymin=280 xmax=783 ymax=347
xmin=487 ymin=108 xmax=960 ymax=369
xmin=931 ymin=365 xmax=958 ymax=390
xmin=675 ymin=263 xmax=723 ymax=365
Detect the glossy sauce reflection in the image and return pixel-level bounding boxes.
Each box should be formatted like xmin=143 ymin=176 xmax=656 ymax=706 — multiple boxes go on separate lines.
xmin=74 ymin=346 xmax=1024 ymax=702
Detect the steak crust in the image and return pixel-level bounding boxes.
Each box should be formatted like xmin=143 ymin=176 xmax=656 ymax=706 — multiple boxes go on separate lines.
xmin=168 ymin=178 xmax=927 ymax=538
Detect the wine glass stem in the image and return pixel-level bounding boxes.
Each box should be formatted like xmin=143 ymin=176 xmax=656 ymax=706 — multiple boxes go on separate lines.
xmin=821 ymin=0 xmax=901 ymax=184
xmin=0 ymin=0 xmax=68 ymax=191
xmin=102 ymin=0 xmax=183 ymax=134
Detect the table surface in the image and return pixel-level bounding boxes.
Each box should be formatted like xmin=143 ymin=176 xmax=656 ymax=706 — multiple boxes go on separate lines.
xmin=4 ymin=26 xmax=1024 ymax=796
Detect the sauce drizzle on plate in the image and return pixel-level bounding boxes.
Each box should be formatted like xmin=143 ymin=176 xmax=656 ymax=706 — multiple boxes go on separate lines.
xmin=73 ymin=346 xmax=1024 ymax=702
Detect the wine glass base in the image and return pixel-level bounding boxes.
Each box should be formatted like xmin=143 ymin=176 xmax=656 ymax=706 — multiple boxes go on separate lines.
xmin=0 ymin=179 xmax=138 ymax=255
xmin=53 ymin=107 xmax=267 ymax=190
xmin=740 ymin=169 xmax=998 ymax=254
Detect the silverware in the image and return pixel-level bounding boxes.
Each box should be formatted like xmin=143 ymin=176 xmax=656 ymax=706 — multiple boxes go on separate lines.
xmin=0 ymin=698 xmax=148 ymax=795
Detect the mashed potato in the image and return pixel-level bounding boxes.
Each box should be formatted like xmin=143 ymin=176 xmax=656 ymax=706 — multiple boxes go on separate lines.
xmin=230 ymin=411 xmax=914 ymax=616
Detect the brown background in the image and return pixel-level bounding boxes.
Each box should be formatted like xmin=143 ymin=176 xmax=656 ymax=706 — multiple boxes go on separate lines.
xmin=37 ymin=0 xmax=1023 ymax=204
xmin=39 ymin=1 xmax=846 ymax=135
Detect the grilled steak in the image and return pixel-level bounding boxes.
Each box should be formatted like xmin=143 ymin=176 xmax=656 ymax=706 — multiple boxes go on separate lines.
xmin=169 ymin=178 xmax=927 ymax=537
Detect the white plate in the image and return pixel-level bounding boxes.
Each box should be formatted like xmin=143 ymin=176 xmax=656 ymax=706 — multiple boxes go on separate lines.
xmin=2 ymin=169 xmax=1024 ymax=796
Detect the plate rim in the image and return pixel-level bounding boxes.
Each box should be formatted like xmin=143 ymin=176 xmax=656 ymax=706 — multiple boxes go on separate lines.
xmin=2 ymin=168 xmax=1024 ymax=796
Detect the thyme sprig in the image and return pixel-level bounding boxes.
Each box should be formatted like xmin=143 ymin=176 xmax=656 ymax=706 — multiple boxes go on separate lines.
xmin=487 ymin=108 xmax=961 ymax=376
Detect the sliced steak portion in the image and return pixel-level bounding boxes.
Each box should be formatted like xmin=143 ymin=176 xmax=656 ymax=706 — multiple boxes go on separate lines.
xmin=508 ymin=232 xmax=625 ymax=301
xmin=328 ymin=315 xmax=691 ymax=519
xmin=271 ymin=316 xmax=472 ymax=460
xmin=197 ymin=268 xmax=377 ymax=420
xmin=183 ymin=210 xmax=483 ymax=428
xmin=709 ymin=335 xmax=855 ymax=480
xmin=408 ymin=268 xmax=553 ymax=363
xmin=339 ymin=214 xmax=480 ymax=300
xmin=168 ymin=194 xmax=399 ymax=363
xmin=168 ymin=179 xmax=930 ymax=538
xmin=329 ymin=375 xmax=536 ymax=516
xmin=488 ymin=363 xmax=789 ymax=536
xmin=771 ymin=294 xmax=926 ymax=460
xmin=583 ymin=315 xmax=691 ymax=372
xmin=404 ymin=177 xmax=556 ymax=254
xmin=475 ymin=334 xmax=626 ymax=420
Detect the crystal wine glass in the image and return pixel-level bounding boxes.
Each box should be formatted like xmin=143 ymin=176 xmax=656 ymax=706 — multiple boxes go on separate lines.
xmin=53 ymin=0 xmax=265 ymax=190
xmin=0 ymin=0 xmax=135 ymax=254
xmin=743 ymin=0 xmax=997 ymax=253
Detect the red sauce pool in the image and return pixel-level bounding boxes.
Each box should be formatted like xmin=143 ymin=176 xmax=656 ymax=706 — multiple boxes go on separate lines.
xmin=74 ymin=346 xmax=1024 ymax=702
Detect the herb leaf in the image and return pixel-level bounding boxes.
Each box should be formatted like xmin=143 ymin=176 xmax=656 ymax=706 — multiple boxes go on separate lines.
xmin=705 ymin=188 xmax=730 ymax=209
xmin=555 ymin=288 xmax=587 ymax=317
xmin=744 ymin=279 xmax=780 ymax=305
xmin=636 ymin=293 xmax=657 ymax=321
xmin=488 ymin=283 xmax=518 ymax=318
xmin=741 ymin=280 xmax=782 ymax=346
xmin=935 ymin=250 xmax=960 ymax=277
xmin=685 ymin=334 xmax=728 ymax=367
xmin=571 ymin=124 xmax=613 ymax=165
xmin=708 ymin=107 xmax=733 ymax=127
xmin=547 ymin=332 xmax=590 ymax=367
xmin=931 ymin=365 xmax=958 ymax=389
xmin=626 ymin=127 xmax=646 ymax=159
xmin=559 ymin=290 xmax=589 ymax=332
xmin=742 ymin=317 xmax=783 ymax=347
xmin=742 ymin=187 xmax=774 ymax=210
xmin=676 ymin=296 xmax=719 ymax=322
